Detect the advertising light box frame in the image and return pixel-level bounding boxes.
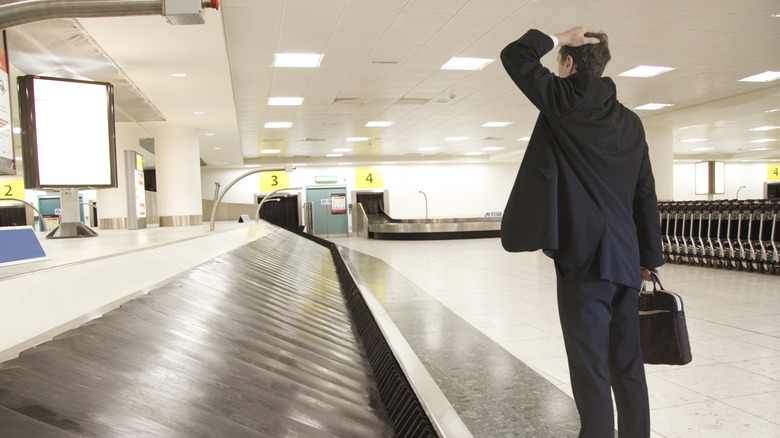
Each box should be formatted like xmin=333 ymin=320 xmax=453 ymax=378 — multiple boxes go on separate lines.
xmin=18 ymin=75 xmax=118 ymax=189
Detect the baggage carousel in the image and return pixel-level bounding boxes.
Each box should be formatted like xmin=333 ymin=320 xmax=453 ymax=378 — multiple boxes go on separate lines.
xmin=0 ymin=223 xmax=469 ymax=437
xmin=353 ymin=197 xmax=501 ymax=240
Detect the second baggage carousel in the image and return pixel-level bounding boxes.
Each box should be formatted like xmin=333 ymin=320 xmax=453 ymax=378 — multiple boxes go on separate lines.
xmin=353 ymin=196 xmax=501 ymax=240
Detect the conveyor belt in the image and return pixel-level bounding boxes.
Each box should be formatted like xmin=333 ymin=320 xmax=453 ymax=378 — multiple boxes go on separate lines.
xmin=357 ymin=198 xmax=501 ymax=240
xmin=0 ymin=226 xmax=410 ymax=437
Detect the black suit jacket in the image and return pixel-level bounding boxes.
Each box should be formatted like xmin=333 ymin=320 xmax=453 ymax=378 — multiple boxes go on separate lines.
xmin=500 ymin=29 xmax=664 ymax=288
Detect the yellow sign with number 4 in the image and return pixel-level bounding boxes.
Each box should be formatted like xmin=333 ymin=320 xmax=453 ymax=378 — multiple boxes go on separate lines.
xmin=355 ymin=168 xmax=383 ymax=189
xmin=769 ymin=164 xmax=780 ymax=181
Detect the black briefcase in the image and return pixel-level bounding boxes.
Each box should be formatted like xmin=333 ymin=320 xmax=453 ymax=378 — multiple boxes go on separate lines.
xmin=638 ymin=273 xmax=692 ymax=365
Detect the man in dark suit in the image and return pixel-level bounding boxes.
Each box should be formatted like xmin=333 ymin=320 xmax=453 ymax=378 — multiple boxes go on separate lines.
xmin=500 ymin=27 xmax=664 ymax=437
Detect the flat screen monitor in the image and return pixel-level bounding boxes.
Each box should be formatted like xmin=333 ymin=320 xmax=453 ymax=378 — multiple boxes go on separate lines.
xmin=0 ymin=30 xmax=14 ymax=176
xmin=18 ymin=75 xmax=117 ymax=189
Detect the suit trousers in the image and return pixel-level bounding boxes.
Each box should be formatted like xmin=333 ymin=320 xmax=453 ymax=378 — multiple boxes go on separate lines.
xmin=555 ymin=262 xmax=650 ymax=438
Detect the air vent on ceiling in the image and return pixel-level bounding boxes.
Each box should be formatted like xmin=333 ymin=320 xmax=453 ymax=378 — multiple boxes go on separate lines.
xmin=484 ymin=137 xmax=505 ymax=141
xmin=333 ymin=97 xmax=361 ymax=104
xmin=395 ymin=97 xmax=429 ymax=105
xmin=372 ymin=60 xmax=399 ymax=65
xmin=305 ymin=138 xmax=326 ymax=142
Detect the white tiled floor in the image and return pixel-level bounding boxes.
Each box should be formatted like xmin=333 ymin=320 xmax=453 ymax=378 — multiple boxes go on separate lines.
xmin=331 ymin=236 xmax=780 ymax=438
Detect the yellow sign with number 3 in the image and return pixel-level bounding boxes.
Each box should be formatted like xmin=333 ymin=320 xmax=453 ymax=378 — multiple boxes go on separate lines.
xmin=260 ymin=171 xmax=290 ymax=192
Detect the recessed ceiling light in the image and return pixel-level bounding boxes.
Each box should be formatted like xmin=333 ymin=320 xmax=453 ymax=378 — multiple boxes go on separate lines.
xmin=680 ymin=138 xmax=708 ymax=143
xmin=692 ymin=147 xmax=714 ymax=151
xmin=268 ymin=97 xmax=304 ymax=106
xmin=751 ymin=147 xmax=773 ymax=151
xmin=213 ymin=147 xmax=222 ymax=150
xmin=750 ymin=126 xmax=780 ymax=131
xmin=425 ymin=161 xmax=440 ymax=164
xmin=326 ymin=153 xmax=343 ymax=157
xmin=274 ymin=53 xmax=323 ymax=68
xmin=333 ymin=148 xmax=352 ymax=152
xmin=365 ymin=121 xmax=393 ymax=127
xmin=483 ymin=121 xmax=512 ymax=127
xmin=750 ymin=138 xmax=777 ymax=143
xmin=339 ymin=162 xmax=353 ymax=165
xmin=205 ymin=132 xmax=215 ymax=136
xmin=482 ymin=146 xmax=505 ymax=151
xmin=767 ymin=108 xmax=780 ymax=113
xmin=518 ymin=136 xmax=531 ymax=141
xmin=634 ymin=103 xmax=674 ymax=110
xmin=382 ymin=161 xmax=396 ymax=164
xmin=346 ymin=137 xmax=369 ymax=142
xmin=446 ymin=136 xmax=467 ymax=141
xmin=193 ymin=111 xmax=205 ymax=115
xmin=441 ymin=57 xmax=494 ymax=71
xmin=260 ymin=149 xmax=280 ymax=154
xmin=12 ymin=127 xmax=21 ymax=134
xmin=171 ymin=73 xmax=187 ymax=78
xmin=418 ymin=147 xmax=439 ymax=152
xmin=465 ymin=152 xmax=483 ymax=156
xmin=738 ymin=71 xmax=780 ymax=82
xmin=264 ymin=122 xmax=292 ymax=128
xmin=741 ymin=159 xmax=753 ymax=162
xmin=618 ymin=65 xmax=675 ymax=78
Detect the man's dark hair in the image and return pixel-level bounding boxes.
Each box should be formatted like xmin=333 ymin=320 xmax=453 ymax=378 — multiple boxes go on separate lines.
xmin=559 ymin=32 xmax=610 ymax=77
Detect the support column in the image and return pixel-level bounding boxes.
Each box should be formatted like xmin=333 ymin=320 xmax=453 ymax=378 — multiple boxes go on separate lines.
xmin=96 ymin=124 xmax=142 ymax=229
xmin=155 ymin=126 xmax=202 ymax=227
xmin=644 ymin=124 xmax=674 ymax=201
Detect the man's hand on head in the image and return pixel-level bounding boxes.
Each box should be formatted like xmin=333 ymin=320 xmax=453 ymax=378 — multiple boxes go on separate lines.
xmin=554 ymin=26 xmax=601 ymax=47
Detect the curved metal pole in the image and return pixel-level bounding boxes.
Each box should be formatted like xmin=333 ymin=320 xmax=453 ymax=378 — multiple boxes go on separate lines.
xmin=255 ymin=187 xmax=302 ymax=222
xmin=418 ymin=190 xmax=428 ymax=220
xmin=212 ymin=182 xmax=221 ymax=205
xmin=209 ymin=166 xmax=292 ymax=231
xmin=79 ymin=202 xmax=97 ymax=212
xmin=0 ymin=197 xmax=44 ymax=220
xmin=736 ymin=185 xmax=747 ymax=200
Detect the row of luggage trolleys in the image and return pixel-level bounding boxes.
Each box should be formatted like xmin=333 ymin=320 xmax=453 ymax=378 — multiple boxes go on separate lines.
xmin=659 ymin=199 xmax=780 ymax=274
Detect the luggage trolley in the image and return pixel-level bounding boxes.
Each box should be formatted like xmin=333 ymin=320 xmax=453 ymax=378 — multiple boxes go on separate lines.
xmin=689 ymin=201 xmax=706 ymax=265
xmin=659 ymin=201 xmax=673 ymax=263
xmin=744 ymin=200 xmax=765 ymax=272
xmin=701 ymin=201 xmax=718 ymax=267
xmin=768 ymin=202 xmax=780 ymax=275
xmin=677 ymin=202 xmax=692 ymax=264
xmin=755 ymin=201 xmax=774 ymax=273
xmin=670 ymin=202 xmax=685 ymax=264
xmin=734 ymin=200 xmax=753 ymax=271
xmin=723 ymin=201 xmax=743 ymax=270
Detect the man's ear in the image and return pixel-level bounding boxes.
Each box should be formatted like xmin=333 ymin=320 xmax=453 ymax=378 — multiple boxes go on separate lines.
xmin=564 ymin=54 xmax=577 ymax=74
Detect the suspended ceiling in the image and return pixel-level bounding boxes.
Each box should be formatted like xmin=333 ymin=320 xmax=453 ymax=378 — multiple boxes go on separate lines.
xmin=5 ymin=0 xmax=780 ymax=169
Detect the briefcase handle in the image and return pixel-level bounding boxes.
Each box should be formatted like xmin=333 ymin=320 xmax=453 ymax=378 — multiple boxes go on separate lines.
xmin=649 ymin=271 xmax=664 ymax=291
xmin=641 ymin=271 xmax=664 ymax=294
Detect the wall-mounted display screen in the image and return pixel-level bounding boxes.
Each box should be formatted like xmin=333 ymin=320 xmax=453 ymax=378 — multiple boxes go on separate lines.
xmin=0 ymin=31 xmax=14 ymax=176
xmin=18 ymin=75 xmax=117 ymax=189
